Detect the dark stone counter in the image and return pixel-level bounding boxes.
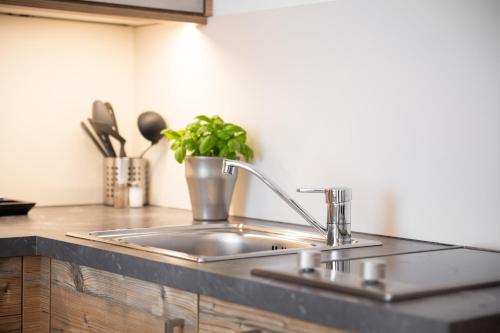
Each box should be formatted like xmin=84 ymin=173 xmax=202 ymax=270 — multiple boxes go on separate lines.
xmin=0 ymin=205 xmax=498 ymax=332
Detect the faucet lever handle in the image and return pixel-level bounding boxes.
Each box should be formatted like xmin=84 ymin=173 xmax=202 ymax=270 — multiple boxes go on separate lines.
xmin=297 ymin=188 xmax=334 ymax=204
xmin=296 ymin=188 xmax=326 ymax=194
xmin=297 ymin=187 xmax=352 ymax=204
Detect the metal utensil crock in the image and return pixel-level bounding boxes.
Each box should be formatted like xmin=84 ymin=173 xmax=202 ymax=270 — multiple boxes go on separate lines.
xmin=104 ymin=158 xmax=148 ymax=206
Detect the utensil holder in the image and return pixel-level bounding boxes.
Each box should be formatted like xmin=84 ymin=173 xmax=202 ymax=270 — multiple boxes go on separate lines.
xmin=104 ymin=158 xmax=148 ymax=207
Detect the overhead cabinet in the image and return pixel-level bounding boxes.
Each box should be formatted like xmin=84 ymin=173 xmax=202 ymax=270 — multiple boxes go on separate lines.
xmin=0 ymin=0 xmax=212 ymax=25
xmin=84 ymin=0 xmax=206 ymax=13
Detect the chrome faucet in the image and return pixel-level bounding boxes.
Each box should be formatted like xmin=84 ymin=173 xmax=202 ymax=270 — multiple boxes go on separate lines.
xmin=222 ymin=159 xmax=352 ymax=246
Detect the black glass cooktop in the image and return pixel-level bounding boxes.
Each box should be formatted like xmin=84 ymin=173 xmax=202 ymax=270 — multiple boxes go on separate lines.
xmin=252 ymin=248 xmax=500 ymax=302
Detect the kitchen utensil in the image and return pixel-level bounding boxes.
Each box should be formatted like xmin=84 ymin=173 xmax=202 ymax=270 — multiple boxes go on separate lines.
xmin=91 ymin=100 xmax=117 ymax=156
xmin=88 ymin=118 xmax=116 ymax=157
xmin=103 ymin=158 xmax=148 ymax=206
xmin=138 ymin=111 xmax=167 ymax=157
xmin=92 ymin=100 xmax=114 ymax=127
xmin=80 ymin=121 xmax=108 ymax=156
xmin=88 ymin=119 xmax=126 ymax=157
xmin=104 ymin=102 xmax=119 ymax=134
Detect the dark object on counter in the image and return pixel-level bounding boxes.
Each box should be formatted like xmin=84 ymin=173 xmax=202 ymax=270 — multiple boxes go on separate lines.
xmin=89 ymin=119 xmax=127 ymax=157
xmin=252 ymin=248 xmax=500 ymax=302
xmin=138 ymin=111 xmax=167 ymax=157
xmin=80 ymin=121 xmax=108 ymax=156
xmin=0 ymin=198 xmax=36 ymax=216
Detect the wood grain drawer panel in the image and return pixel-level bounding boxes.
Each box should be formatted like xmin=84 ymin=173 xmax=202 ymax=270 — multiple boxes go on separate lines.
xmin=199 ymin=296 xmax=347 ymax=333
xmin=0 ymin=314 xmax=21 ymax=333
xmin=0 ymin=258 xmax=21 ymax=279
xmin=0 ymin=257 xmax=22 ymax=317
xmin=51 ymin=259 xmax=198 ymax=333
xmin=22 ymin=256 xmax=50 ymax=333
xmin=0 ymin=278 xmax=21 ymax=317
xmin=51 ymin=284 xmax=167 ymax=333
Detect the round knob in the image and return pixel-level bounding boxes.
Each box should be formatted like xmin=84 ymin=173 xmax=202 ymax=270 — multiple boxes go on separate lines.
xmin=361 ymin=260 xmax=386 ymax=284
xmin=297 ymin=250 xmax=321 ymax=273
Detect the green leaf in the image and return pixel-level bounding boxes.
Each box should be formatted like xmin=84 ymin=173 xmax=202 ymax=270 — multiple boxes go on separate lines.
xmin=216 ymin=130 xmax=231 ymax=140
xmin=199 ymin=135 xmax=217 ymax=154
xmin=196 ymin=115 xmax=211 ymax=122
xmin=234 ymin=133 xmax=247 ymax=144
xmin=224 ymin=124 xmax=245 ymax=135
xmin=163 ymin=129 xmax=181 ymax=141
xmin=212 ymin=115 xmax=224 ymax=124
xmin=227 ymin=138 xmax=241 ymax=152
xmin=196 ymin=126 xmax=210 ymax=137
xmin=187 ymin=123 xmax=200 ymax=134
xmin=241 ymin=144 xmax=254 ymax=162
xmin=218 ymin=146 xmax=229 ymax=157
xmin=216 ymin=139 xmax=227 ymax=150
xmin=174 ymin=148 xmax=186 ymax=163
xmin=182 ymin=138 xmax=196 ymax=151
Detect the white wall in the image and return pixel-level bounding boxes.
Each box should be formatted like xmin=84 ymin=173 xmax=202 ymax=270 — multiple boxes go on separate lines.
xmin=1 ymin=0 xmax=498 ymax=250
xmin=0 ymin=15 xmax=136 ymax=205
xmin=136 ymin=0 xmax=500 ymax=249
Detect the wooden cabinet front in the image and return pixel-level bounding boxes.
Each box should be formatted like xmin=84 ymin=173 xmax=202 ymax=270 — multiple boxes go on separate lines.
xmin=0 ymin=257 xmax=22 ymax=333
xmin=199 ymin=296 xmax=346 ymax=333
xmin=50 ymin=259 xmax=198 ymax=333
xmin=0 ymin=256 xmax=347 ymax=333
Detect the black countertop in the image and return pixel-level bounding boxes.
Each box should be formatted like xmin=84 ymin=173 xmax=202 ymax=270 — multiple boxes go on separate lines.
xmin=0 ymin=205 xmax=499 ymax=332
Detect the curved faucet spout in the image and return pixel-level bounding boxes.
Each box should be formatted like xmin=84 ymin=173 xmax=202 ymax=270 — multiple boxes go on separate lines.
xmin=222 ymin=159 xmax=327 ymax=237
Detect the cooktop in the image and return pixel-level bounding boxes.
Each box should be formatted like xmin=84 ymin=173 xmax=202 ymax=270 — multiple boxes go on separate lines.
xmin=252 ymin=248 xmax=500 ymax=302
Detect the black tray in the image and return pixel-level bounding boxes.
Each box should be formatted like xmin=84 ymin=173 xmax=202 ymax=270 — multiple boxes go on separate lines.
xmin=0 ymin=199 xmax=36 ymax=216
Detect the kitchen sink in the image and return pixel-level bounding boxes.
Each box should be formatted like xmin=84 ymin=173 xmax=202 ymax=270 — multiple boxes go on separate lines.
xmin=67 ymin=223 xmax=381 ymax=262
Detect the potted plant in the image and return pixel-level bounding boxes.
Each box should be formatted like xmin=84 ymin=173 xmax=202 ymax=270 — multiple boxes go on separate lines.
xmin=162 ymin=115 xmax=254 ymax=221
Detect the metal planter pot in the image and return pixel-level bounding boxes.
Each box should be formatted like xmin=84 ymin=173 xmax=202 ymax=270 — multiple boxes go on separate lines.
xmin=185 ymin=156 xmax=238 ymax=221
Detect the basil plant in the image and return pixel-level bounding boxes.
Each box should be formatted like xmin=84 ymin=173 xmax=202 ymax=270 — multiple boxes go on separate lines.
xmin=162 ymin=115 xmax=254 ymax=164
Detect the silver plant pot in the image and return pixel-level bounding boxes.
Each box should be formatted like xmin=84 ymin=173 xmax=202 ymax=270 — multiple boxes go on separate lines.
xmin=185 ymin=156 xmax=238 ymax=221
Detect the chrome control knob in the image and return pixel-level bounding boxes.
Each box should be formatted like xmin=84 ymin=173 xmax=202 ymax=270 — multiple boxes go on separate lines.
xmin=361 ymin=260 xmax=386 ymax=284
xmin=297 ymin=250 xmax=321 ymax=273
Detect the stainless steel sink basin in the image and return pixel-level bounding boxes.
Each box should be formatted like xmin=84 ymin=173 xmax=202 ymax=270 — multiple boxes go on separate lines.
xmin=68 ymin=223 xmax=381 ymax=262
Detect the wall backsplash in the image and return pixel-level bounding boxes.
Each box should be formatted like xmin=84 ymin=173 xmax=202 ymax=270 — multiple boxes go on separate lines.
xmin=0 ymin=15 xmax=137 ymax=205
xmin=136 ymin=0 xmax=500 ymax=250
xmin=1 ymin=0 xmax=499 ymax=250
